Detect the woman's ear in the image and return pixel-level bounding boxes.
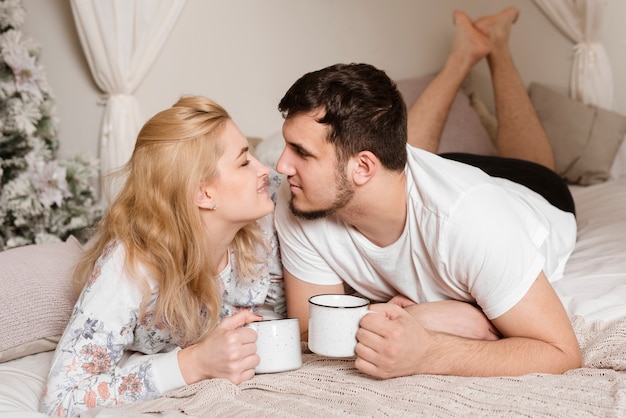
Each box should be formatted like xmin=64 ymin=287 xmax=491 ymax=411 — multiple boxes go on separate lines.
xmin=351 ymin=151 xmax=377 ymax=186
xmin=195 ymin=185 xmax=216 ymax=210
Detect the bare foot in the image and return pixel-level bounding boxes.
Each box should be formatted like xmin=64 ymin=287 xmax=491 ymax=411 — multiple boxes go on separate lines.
xmin=474 ymin=7 xmax=520 ymax=51
xmin=448 ymin=10 xmax=491 ymax=74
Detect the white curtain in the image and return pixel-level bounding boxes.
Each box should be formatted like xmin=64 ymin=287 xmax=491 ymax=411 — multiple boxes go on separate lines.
xmin=533 ymin=0 xmax=613 ymax=109
xmin=70 ymin=0 xmax=186 ymax=178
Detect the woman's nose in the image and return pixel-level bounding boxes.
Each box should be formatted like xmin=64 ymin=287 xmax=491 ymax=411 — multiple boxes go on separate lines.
xmin=253 ymin=156 xmax=271 ymax=176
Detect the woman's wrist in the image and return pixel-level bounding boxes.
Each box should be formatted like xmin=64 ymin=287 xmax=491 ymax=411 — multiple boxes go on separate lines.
xmin=177 ymin=344 xmax=205 ymax=384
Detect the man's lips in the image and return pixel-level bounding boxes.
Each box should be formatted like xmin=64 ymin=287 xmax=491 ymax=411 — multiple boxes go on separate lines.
xmin=288 ymin=181 xmax=301 ymax=191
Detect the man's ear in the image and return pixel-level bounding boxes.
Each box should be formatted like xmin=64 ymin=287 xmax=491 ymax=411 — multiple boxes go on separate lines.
xmin=351 ymin=151 xmax=377 ymax=186
xmin=195 ymin=185 xmax=216 ymax=210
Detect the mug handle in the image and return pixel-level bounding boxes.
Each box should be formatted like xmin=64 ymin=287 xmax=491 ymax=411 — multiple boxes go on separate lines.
xmin=359 ymin=309 xmax=378 ymax=319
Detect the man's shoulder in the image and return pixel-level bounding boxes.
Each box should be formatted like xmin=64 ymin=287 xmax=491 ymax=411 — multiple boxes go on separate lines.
xmin=405 ymin=148 xmax=472 ymax=211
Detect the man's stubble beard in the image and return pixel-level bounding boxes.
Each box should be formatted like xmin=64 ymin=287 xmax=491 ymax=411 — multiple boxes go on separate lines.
xmin=289 ymin=167 xmax=354 ymax=221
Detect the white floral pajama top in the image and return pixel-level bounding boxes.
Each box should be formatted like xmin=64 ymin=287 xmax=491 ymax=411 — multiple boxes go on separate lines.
xmin=40 ymin=202 xmax=284 ymax=416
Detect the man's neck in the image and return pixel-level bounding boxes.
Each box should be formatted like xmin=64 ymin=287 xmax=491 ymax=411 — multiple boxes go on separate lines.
xmin=336 ymin=171 xmax=407 ymax=248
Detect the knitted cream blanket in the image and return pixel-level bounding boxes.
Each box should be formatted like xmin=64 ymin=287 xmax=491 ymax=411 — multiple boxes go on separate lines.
xmin=118 ymin=316 xmax=626 ymax=417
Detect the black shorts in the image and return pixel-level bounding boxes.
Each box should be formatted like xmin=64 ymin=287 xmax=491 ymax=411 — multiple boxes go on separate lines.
xmin=440 ymin=153 xmax=576 ymax=216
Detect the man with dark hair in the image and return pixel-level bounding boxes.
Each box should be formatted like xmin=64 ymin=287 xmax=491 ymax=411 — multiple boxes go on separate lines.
xmin=274 ymin=7 xmax=580 ymax=378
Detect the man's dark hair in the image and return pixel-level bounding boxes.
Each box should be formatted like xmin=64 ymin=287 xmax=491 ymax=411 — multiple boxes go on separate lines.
xmin=278 ymin=63 xmax=407 ymax=171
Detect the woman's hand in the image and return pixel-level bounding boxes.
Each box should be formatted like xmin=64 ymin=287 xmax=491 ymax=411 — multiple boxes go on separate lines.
xmin=178 ymin=310 xmax=262 ymax=385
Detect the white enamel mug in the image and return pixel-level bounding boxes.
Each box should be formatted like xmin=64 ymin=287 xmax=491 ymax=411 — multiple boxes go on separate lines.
xmin=246 ymin=318 xmax=302 ymax=374
xmin=308 ymin=294 xmax=370 ymax=357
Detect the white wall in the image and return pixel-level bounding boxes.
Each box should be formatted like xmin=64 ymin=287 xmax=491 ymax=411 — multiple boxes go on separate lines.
xmin=21 ymin=0 xmax=626 ymax=162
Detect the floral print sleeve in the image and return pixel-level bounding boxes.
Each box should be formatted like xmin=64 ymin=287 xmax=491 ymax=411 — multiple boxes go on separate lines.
xmin=40 ymin=241 xmax=185 ymax=417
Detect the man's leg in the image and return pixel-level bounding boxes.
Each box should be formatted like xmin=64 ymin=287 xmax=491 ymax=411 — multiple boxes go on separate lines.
xmin=407 ymin=11 xmax=490 ymax=152
xmin=475 ymin=7 xmax=556 ymax=170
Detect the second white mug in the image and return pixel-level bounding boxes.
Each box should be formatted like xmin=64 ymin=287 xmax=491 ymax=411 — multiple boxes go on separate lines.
xmin=308 ymin=294 xmax=370 ymax=358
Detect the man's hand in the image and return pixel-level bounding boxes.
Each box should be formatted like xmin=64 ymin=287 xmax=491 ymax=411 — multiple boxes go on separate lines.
xmin=354 ymin=303 xmax=429 ymax=378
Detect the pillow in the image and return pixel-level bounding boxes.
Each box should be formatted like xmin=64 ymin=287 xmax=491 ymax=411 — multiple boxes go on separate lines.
xmin=395 ymin=73 xmax=497 ymax=156
xmin=255 ymin=130 xmax=285 ymax=168
xmin=609 ymin=133 xmax=626 ymax=179
xmin=529 ymin=82 xmax=626 ymax=186
xmin=468 ymin=91 xmax=498 ymax=143
xmin=0 ymin=237 xmax=84 ymax=362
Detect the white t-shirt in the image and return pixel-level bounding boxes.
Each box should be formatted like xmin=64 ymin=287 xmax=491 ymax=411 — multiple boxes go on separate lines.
xmin=275 ymin=146 xmax=577 ymax=319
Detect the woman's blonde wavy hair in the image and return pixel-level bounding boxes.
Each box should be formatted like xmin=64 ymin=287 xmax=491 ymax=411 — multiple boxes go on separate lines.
xmin=73 ymin=96 xmax=263 ymax=347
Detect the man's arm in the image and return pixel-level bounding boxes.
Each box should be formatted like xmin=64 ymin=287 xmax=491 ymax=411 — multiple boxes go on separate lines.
xmin=284 ymin=269 xmax=345 ymax=339
xmin=389 ymin=295 xmax=501 ymax=341
xmin=355 ymin=271 xmax=582 ymax=378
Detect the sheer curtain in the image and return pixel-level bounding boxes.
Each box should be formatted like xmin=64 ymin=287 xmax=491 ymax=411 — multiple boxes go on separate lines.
xmin=70 ymin=0 xmax=186 ymax=179
xmin=533 ymin=0 xmax=613 ymax=109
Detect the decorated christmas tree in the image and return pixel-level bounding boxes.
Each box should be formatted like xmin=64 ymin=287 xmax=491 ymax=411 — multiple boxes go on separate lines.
xmin=0 ymin=0 xmax=101 ymax=250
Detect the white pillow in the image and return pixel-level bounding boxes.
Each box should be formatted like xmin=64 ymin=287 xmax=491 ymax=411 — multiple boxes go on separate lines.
xmin=0 ymin=351 xmax=53 ymax=412
xmin=255 ymin=130 xmax=285 ymax=168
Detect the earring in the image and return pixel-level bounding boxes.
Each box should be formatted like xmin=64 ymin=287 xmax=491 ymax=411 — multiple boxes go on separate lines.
xmin=210 ymin=204 xmax=217 ymax=211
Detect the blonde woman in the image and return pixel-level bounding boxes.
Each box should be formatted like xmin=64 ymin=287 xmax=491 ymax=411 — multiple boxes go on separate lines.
xmin=40 ymin=96 xmax=284 ymax=416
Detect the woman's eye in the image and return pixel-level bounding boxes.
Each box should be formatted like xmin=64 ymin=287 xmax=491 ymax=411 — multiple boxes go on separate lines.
xmin=241 ymin=160 xmax=251 ymax=167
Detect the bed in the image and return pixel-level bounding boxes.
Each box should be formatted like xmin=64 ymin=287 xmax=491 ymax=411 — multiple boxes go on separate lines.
xmin=1 ymin=76 xmax=625 ymax=417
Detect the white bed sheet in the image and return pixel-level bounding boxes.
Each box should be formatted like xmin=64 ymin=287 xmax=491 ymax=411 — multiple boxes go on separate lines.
xmin=553 ymin=178 xmax=626 ymax=322
xmin=0 ymin=351 xmax=52 ymax=417
xmin=1 ymin=178 xmax=625 ymax=417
